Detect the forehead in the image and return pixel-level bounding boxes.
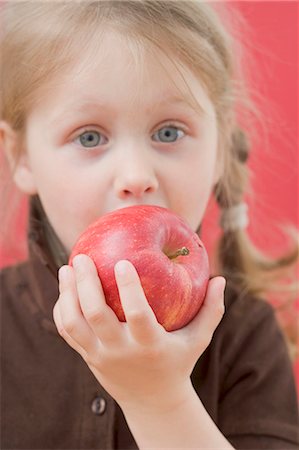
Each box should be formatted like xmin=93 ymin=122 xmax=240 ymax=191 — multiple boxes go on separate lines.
xmin=31 ymin=29 xmax=215 ymax=119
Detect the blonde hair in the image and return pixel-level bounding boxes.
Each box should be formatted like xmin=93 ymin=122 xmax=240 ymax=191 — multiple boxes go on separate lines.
xmin=1 ymin=1 xmax=298 ymax=353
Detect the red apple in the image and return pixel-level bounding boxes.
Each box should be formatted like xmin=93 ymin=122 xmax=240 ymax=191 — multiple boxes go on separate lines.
xmin=69 ymin=205 xmax=209 ymax=331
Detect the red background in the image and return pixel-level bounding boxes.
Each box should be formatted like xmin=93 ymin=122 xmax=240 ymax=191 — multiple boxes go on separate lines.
xmin=202 ymin=1 xmax=298 ymax=383
xmin=1 ymin=2 xmax=298 ymax=380
xmin=204 ymin=1 xmax=298 ymax=384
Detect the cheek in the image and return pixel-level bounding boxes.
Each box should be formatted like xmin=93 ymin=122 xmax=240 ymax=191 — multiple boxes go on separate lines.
xmin=24 ymin=130 xmax=106 ymax=249
xmin=169 ymin=159 xmax=217 ymax=230
xmin=35 ymin=173 xmax=102 ymax=251
xmin=183 ymin=185 xmax=213 ymax=230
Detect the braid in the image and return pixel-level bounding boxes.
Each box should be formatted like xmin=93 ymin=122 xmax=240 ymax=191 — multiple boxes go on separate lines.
xmin=214 ymin=127 xmax=298 ymax=360
xmin=215 ymin=127 xmax=250 ymax=209
xmin=214 ymin=127 xmax=251 ymax=292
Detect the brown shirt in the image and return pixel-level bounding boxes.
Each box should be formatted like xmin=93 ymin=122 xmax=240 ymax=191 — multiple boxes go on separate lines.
xmin=1 ymin=204 xmax=299 ymax=449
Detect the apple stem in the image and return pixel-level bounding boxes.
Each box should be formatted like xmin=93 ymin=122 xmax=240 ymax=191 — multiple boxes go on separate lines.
xmin=168 ymin=246 xmax=190 ymax=260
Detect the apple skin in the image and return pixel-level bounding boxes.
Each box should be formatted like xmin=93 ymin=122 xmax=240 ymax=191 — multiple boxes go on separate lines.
xmin=69 ymin=205 xmax=209 ymax=331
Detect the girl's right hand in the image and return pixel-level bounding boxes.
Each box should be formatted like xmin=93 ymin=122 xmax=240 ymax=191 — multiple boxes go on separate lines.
xmin=53 ymin=254 xmax=225 ymax=413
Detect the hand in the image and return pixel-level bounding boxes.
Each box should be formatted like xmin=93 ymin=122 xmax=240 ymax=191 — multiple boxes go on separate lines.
xmin=53 ymin=254 xmax=225 ymax=412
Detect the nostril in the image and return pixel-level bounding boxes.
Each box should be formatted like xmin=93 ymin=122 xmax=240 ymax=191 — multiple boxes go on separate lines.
xmin=116 ymin=176 xmax=158 ymax=199
xmin=122 ymin=187 xmax=152 ymax=197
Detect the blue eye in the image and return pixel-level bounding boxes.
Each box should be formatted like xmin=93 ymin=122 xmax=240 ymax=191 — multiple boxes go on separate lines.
xmin=77 ymin=130 xmax=107 ymax=148
xmin=152 ymin=126 xmax=185 ymax=143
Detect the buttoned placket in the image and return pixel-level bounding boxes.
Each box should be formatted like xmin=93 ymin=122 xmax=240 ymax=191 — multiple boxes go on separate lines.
xmin=78 ymin=363 xmax=116 ymax=449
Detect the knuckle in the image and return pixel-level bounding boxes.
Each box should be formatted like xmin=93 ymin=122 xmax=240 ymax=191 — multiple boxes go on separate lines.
xmin=84 ymin=348 xmax=104 ymax=370
xmin=127 ymin=308 xmax=148 ymax=325
xmin=119 ymin=277 xmax=136 ymax=289
xmin=62 ymin=318 xmax=79 ymax=335
xmin=57 ymin=326 xmax=66 ymax=337
xmin=84 ymin=308 xmax=106 ymax=325
xmin=75 ymin=270 xmax=88 ymax=284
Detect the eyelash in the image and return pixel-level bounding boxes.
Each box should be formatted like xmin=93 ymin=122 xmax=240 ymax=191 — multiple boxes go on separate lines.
xmin=72 ymin=122 xmax=187 ymax=149
xmin=152 ymin=123 xmax=186 ymax=143
xmin=72 ymin=127 xmax=107 ymax=148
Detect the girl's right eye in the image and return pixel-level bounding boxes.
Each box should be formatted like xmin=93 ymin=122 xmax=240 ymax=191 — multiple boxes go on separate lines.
xmin=74 ymin=130 xmax=108 ymax=148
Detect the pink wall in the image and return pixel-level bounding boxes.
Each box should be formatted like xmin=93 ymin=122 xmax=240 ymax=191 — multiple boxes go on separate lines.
xmin=1 ymin=2 xmax=298 ymax=379
xmin=202 ymin=1 xmax=298 ymax=384
xmin=236 ymin=0 xmax=298 ymax=387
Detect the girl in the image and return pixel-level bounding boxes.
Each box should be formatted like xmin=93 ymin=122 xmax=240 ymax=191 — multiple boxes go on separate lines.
xmin=1 ymin=1 xmax=298 ymax=449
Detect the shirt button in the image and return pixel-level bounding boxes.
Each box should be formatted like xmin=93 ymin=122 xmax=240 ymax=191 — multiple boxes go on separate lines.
xmin=91 ymin=396 xmax=106 ymax=416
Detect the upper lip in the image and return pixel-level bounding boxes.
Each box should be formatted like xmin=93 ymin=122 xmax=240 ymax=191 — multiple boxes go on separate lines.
xmin=107 ymin=202 xmax=165 ymax=213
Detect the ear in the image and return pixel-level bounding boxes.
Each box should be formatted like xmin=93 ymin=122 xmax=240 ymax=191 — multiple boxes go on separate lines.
xmin=0 ymin=121 xmax=37 ymax=195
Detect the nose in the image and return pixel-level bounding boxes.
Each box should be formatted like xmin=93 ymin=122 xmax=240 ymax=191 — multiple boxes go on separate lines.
xmin=113 ymin=151 xmax=159 ymax=200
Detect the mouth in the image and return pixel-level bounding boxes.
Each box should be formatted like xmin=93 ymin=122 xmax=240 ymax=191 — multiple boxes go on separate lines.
xmin=107 ymin=202 xmax=167 ymax=214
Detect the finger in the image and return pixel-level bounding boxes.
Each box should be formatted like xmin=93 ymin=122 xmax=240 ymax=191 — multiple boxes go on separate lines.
xmin=176 ymin=276 xmax=226 ymax=350
xmin=53 ymin=298 xmax=85 ymax=354
xmin=114 ymin=260 xmax=163 ymax=345
xmin=72 ymin=254 xmax=123 ymax=345
xmin=56 ymin=264 xmax=99 ymax=355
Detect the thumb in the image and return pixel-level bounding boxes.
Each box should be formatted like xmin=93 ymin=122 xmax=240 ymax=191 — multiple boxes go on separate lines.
xmin=180 ymin=276 xmax=226 ymax=351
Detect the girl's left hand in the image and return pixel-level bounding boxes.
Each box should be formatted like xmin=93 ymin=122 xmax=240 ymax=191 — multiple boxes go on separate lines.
xmin=53 ymin=254 xmax=225 ymax=413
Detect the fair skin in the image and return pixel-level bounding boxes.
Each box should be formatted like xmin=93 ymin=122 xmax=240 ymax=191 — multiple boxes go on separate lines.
xmin=1 ymin=31 xmax=234 ymax=449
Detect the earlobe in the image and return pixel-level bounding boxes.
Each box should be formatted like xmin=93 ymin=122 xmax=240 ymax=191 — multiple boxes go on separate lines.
xmin=13 ymin=161 xmax=38 ymax=195
xmin=0 ymin=120 xmax=37 ymax=195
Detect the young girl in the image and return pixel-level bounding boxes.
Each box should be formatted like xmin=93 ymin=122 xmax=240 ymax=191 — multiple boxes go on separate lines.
xmin=1 ymin=1 xmax=298 ymax=449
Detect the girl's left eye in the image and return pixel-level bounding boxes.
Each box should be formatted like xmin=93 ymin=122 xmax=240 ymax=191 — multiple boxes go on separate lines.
xmin=74 ymin=130 xmax=108 ymax=148
xmin=152 ymin=126 xmax=185 ymax=143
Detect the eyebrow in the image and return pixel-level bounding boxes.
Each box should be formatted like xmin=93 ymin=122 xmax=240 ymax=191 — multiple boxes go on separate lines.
xmin=50 ymin=100 xmax=108 ymax=123
xmin=50 ymin=94 xmax=205 ymax=125
xmin=147 ymin=95 xmax=205 ymax=115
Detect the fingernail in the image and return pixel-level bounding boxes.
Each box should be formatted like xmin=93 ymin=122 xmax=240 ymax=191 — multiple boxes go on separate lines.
xmin=115 ymin=260 xmax=129 ymax=277
xmin=72 ymin=254 xmax=86 ymax=271
xmin=58 ymin=265 xmax=70 ymax=287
